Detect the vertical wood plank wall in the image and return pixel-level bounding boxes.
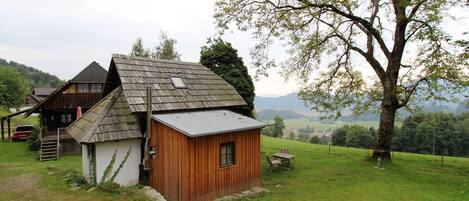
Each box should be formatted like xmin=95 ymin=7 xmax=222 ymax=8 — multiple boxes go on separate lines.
xmin=150 ymin=121 xmax=189 ymax=201
xmin=150 ymin=121 xmax=261 ymax=201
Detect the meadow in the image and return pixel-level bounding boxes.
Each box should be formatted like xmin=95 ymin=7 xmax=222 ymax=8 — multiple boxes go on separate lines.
xmin=1 ymin=136 xmax=468 ymax=201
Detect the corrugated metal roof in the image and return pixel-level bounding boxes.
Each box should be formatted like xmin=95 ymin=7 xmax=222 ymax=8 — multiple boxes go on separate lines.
xmin=152 ymin=110 xmax=267 ymax=137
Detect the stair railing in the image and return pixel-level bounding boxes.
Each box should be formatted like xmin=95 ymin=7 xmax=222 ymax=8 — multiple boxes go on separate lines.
xmin=57 ymin=127 xmax=66 ymax=159
xmin=39 ymin=127 xmax=43 ymax=160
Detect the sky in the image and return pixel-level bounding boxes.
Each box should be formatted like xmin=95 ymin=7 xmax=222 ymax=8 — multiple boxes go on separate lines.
xmin=0 ymin=1 xmax=467 ymax=97
xmin=0 ymin=0 xmax=299 ymax=97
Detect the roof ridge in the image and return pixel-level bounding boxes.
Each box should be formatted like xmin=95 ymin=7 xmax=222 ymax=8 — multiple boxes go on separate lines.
xmin=112 ymin=53 xmax=203 ymax=66
xmin=82 ymin=87 xmax=123 ymax=143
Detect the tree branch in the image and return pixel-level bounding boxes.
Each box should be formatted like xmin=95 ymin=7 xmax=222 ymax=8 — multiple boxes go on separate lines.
xmin=298 ymin=0 xmax=391 ymax=57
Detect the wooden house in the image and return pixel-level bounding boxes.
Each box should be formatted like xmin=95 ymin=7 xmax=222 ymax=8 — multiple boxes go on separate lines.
xmin=24 ymin=87 xmax=56 ymax=108
xmin=26 ymin=61 xmax=107 ymax=160
xmin=66 ymin=55 xmax=267 ymax=200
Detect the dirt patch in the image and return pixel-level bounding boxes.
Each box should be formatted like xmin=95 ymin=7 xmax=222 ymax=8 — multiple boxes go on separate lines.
xmin=0 ymin=173 xmax=44 ymax=194
xmin=0 ymin=163 xmax=17 ymax=169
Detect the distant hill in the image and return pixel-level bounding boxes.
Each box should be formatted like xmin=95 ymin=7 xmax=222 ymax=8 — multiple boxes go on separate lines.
xmin=0 ymin=58 xmax=64 ymax=88
xmin=256 ymin=109 xmax=305 ymax=120
xmin=255 ymin=92 xmax=468 ymax=119
xmin=254 ymin=93 xmax=310 ymax=112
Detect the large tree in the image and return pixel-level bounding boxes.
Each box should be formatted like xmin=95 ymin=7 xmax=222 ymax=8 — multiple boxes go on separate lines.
xmin=200 ymin=38 xmax=256 ymax=117
xmin=215 ymin=0 xmax=469 ymax=159
xmin=152 ymin=32 xmax=181 ymax=61
xmin=0 ymin=67 xmax=29 ymax=109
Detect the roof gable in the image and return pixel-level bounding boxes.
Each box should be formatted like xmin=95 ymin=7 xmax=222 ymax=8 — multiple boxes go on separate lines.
xmin=106 ymin=54 xmax=247 ymax=113
xmin=70 ymin=61 xmax=108 ymax=83
xmin=66 ymin=87 xmax=142 ymax=143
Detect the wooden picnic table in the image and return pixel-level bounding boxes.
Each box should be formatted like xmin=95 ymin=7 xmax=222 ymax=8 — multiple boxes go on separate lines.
xmin=272 ymin=153 xmax=296 ymax=169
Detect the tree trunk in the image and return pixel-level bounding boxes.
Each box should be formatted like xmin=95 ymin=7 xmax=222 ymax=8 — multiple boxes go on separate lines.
xmin=373 ymin=80 xmax=399 ymax=160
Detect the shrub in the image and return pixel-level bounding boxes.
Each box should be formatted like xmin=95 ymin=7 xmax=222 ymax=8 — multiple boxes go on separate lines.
xmin=26 ymin=127 xmax=40 ymax=151
xmin=62 ymin=169 xmax=88 ymax=187
xmin=98 ymin=181 xmax=121 ymax=193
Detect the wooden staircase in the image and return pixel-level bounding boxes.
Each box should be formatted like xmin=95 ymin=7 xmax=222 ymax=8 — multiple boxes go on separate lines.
xmin=39 ymin=128 xmax=60 ymax=161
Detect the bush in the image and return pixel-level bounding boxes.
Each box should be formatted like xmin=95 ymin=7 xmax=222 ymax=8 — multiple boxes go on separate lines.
xmin=62 ymin=169 xmax=89 ymax=187
xmin=98 ymin=181 xmax=122 ymax=193
xmin=332 ymin=125 xmax=376 ymax=149
xmin=309 ymin=136 xmax=321 ymax=144
xmin=26 ymin=127 xmax=40 ymax=151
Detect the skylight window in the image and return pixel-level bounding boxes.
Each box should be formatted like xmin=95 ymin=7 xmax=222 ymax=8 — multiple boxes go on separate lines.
xmin=170 ymin=77 xmax=186 ymax=88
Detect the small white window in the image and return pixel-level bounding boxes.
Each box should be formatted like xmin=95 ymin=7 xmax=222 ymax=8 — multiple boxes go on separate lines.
xmin=67 ymin=114 xmax=72 ymax=122
xmin=170 ymin=77 xmax=186 ymax=88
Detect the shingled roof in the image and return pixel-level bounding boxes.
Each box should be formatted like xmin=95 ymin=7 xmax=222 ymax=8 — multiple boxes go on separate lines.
xmin=70 ymin=61 xmax=108 ymax=83
xmin=32 ymin=87 xmax=56 ymax=97
xmin=104 ymin=54 xmax=247 ymax=113
xmin=66 ymin=87 xmax=142 ymax=143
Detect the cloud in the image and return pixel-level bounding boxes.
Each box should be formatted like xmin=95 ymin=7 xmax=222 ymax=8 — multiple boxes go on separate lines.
xmin=0 ymin=0 xmax=299 ymax=96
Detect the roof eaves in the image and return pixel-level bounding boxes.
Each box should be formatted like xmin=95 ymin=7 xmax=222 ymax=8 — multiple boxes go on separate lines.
xmin=25 ymin=81 xmax=71 ymax=116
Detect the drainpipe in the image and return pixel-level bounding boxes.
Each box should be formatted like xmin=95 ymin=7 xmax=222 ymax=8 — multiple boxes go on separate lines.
xmin=143 ymin=86 xmax=152 ymax=170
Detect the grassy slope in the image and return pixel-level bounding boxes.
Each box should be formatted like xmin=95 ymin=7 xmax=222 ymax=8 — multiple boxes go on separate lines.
xmin=259 ymin=136 xmax=468 ymax=201
xmin=0 ymin=142 xmax=148 ymax=201
xmin=0 ymin=137 xmax=468 ymax=201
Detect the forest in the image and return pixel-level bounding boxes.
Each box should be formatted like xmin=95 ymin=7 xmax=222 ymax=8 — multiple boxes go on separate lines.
xmin=0 ymin=58 xmax=63 ymax=108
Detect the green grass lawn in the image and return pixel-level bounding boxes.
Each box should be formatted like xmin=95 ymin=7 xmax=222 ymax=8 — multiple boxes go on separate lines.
xmin=1 ymin=137 xmax=468 ymax=201
xmin=0 ymin=142 xmax=148 ymax=201
xmin=258 ymin=136 xmax=469 ymax=201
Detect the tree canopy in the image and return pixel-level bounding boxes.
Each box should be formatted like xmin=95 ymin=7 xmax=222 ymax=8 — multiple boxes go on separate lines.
xmin=262 ymin=115 xmax=286 ymax=137
xmin=130 ymin=33 xmax=181 ymax=61
xmin=129 ymin=38 xmax=150 ymax=57
xmin=0 ymin=67 xmax=29 ymax=109
xmin=0 ymin=58 xmax=63 ymax=88
xmin=153 ymin=32 xmax=181 ymax=61
xmin=215 ymin=0 xmax=469 ymax=159
xmin=392 ymin=112 xmax=469 ymax=157
xmin=200 ymin=38 xmax=255 ymax=117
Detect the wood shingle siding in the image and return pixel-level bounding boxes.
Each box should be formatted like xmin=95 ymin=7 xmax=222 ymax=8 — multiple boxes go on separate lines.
xmin=66 ymin=87 xmax=142 ymax=143
xmin=104 ymin=54 xmax=247 ymax=113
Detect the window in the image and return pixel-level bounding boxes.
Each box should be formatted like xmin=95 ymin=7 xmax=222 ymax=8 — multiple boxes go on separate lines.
xmin=61 ymin=114 xmax=67 ymax=123
xmin=96 ymin=84 xmax=103 ymax=92
xmin=77 ymin=84 xmax=89 ymax=93
xmin=170 ymin=77 xmax=186 ymax=88
xmin=220 ymin=142 xmax=235 ymax=167
xmin=90 ymin=84 xmax=97 ymax=93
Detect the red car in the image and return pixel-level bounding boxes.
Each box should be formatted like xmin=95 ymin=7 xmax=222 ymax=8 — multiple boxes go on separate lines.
xmin=11 ymin=125 xmax=34 ymax=141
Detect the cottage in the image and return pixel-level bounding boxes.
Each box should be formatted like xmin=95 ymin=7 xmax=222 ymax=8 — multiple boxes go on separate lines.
xmin=66 ymin=54 xmax=267 ymax=200
xmin=24 ymin=87 xmax=56 ymax=108
xmin=26 ymin=61 xmax=107 ymax=160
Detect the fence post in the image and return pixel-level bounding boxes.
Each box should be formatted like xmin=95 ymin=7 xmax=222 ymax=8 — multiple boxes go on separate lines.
xmin=1 ymin=118 xmax=4 ymax=141
xmin=7 ymin=118 xmax=11 ymax=141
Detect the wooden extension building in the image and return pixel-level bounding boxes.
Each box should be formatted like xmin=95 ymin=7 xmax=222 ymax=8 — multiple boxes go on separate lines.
xmin=66 ymin=55 xmax=267 ymax=201
xmin=26 ymin=61 xmax=107 ymax=160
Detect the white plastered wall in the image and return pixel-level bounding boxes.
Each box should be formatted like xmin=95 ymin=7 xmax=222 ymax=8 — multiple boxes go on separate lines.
xmin=81 ymin=144 xmax=90 ymax=181
xmin=94 ymin=139 xmax=141 ymax=186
